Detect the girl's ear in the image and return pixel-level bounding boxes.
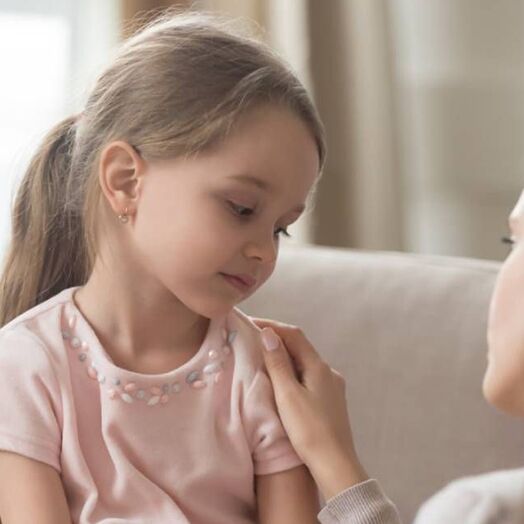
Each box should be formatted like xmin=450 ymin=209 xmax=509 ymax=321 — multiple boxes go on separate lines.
xmin=98 ymin=140 xmax=145 ymax=216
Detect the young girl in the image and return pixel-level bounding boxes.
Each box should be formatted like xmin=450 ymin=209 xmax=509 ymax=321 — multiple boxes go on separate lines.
xmin=0 ymin=10 xmax=326 ymax=524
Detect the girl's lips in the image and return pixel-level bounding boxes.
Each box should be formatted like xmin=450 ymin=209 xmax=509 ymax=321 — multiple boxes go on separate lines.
xmin=221 ymin=273 xmax=255 ymax=291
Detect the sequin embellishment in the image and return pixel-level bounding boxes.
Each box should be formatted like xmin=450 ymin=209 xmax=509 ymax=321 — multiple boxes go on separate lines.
xmin=63 ymin=312 xmax=236 ymax=407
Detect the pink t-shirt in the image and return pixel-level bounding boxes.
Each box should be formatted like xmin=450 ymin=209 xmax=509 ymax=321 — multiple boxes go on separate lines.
xmin=0 ymin=286 xmax=303 ymax=523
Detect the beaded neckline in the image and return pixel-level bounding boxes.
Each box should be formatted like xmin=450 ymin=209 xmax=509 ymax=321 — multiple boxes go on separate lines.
xmin=61 ymin=287 xmax=237 ymax=407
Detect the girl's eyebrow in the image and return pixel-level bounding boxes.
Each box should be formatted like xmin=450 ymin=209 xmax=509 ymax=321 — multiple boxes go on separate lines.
xmin=228 ymin=173 xmax=272 ymax=191
xmin=227 ymin=173 xmax=306 ymax=213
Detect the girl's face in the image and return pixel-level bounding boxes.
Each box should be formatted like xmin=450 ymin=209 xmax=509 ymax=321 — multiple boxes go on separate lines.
xmin=129 ymin=104 xmax=319 ymax=318
xmin=484 ymin=189 xmax=524 ymax=415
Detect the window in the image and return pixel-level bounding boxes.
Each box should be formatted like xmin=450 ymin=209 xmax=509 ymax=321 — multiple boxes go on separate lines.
xmin=0 ymin=0 xmax=119 ymax=253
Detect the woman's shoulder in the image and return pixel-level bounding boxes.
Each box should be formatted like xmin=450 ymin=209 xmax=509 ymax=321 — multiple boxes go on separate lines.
xmin=414 ymin=468 xmax=524 ymax=524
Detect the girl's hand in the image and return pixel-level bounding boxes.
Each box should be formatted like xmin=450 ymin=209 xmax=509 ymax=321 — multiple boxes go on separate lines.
xmin=252 ymin=318 xmax=369 ymax=500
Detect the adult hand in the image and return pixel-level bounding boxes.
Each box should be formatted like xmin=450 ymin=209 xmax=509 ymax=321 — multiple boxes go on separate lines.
xmin=252 ymin=318 xmax=369 ymax=500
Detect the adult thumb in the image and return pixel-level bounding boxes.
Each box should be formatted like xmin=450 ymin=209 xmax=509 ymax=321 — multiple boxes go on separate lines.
xmin=259 ymin=327 xmax=297 ymax=387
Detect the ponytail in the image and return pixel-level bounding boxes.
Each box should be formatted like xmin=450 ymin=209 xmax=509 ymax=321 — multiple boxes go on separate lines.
xmin=0 ymin=115 xmax=89 ymax=327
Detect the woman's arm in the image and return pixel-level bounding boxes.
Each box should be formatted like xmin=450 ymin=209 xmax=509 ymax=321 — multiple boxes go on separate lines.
xmin=0 ymin=451 xmax=72 ymax=524
xmin=256 ymin=464 xmax=320 ymax=524
xmin=318 ymin=479 xmax=402 ymax=524
xmin=254 ymin=320 xmax=402 ymax=523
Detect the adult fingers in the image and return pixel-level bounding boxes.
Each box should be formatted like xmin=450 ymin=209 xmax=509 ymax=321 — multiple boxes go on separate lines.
xmin=252 ymin=317 xmax=322 ymax=371
xmin=259 ymin=327 xmax=301 ymax=396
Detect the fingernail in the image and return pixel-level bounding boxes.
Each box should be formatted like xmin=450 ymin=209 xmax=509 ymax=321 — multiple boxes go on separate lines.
xmin=261 ymin=328 xmax=279 ymax=351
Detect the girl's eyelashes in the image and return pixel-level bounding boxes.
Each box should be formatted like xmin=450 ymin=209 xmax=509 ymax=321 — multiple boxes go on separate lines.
xmin=227 ymin=201 xmax=292 ymax=238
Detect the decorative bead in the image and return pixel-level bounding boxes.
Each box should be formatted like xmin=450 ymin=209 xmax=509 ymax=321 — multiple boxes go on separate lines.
xmin=66 ymin=318 xmax=239 ymax=406
xmin=227 ymin=331 xmax=237 ymax=344
xmin=203 ymin=362 xmax=221 ymax=375
xmin=186 ymin=371 xmax=200 ymax=384
xmin=108 ymin=389 xmax=117 ymax=399
xmin=121 ymin=393 xmax=134 ymax=403
xmin=147 ymin=396 xmax=160 ymax=406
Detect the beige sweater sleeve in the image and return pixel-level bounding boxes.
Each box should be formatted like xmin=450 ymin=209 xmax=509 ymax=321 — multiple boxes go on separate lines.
xmin=317 ymin=479 xmax=402 ymax=524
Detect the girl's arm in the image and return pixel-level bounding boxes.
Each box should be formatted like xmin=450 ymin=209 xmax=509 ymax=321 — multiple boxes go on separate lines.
xmin=256 ymin=464 xmax=320 ymax=524
xmin=0 ymin=451 xmax=72 ymax=524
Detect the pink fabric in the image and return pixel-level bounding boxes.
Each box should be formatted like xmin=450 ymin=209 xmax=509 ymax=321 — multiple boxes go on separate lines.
xmin=0 ymin=286 xmax=303 ymax=523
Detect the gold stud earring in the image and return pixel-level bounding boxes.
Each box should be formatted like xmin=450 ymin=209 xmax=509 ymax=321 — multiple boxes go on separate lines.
xmin=118 ymin=207 xmax=129 ymax=224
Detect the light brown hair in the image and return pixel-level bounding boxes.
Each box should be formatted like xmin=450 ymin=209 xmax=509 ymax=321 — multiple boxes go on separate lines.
xmin=0 ymin=9 xmax=326 ymax=327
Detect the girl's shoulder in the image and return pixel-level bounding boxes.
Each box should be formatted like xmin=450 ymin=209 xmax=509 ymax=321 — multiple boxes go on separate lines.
xmin=0 ymin=294 xmax=68 ymax=471
xmin=0 ymin=287 xmax=74 ymax=374
xmin=1 ymin=286 xmax=75 ymax=335
xmin=227 ymin=306 xmax=268 ymax=384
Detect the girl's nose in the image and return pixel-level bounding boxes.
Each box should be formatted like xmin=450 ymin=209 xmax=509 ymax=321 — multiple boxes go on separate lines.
xmin=244 ymin=230 xmax=278 ymax=265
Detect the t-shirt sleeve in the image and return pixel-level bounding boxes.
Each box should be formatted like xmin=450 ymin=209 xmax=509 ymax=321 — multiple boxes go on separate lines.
xmin=0 ymin=328 xmax=62 ymax=472
xmin=242 ymin=368 xmax=303 ymax=476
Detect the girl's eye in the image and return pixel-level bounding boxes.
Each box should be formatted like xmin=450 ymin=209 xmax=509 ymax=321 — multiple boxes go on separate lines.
xmin=227 ymin=201 xmax=292 ymax=238
xmin=501 ymin=235 xmax=516 ymax=247
xmin=229 ymin=202 xmax=254 ymax=217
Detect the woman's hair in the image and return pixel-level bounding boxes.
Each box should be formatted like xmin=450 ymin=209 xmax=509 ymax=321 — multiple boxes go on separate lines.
xmin=0 ymin=9 xmax=326 ymax=327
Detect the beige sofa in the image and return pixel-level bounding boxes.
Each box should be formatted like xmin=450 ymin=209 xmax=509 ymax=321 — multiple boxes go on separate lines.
xmin=239 ymin=243 xmax=524 ymax=522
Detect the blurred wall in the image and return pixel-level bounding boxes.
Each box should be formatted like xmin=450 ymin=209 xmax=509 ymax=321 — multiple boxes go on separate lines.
xmin=388 ymin=0 xmax=524 ymax=260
